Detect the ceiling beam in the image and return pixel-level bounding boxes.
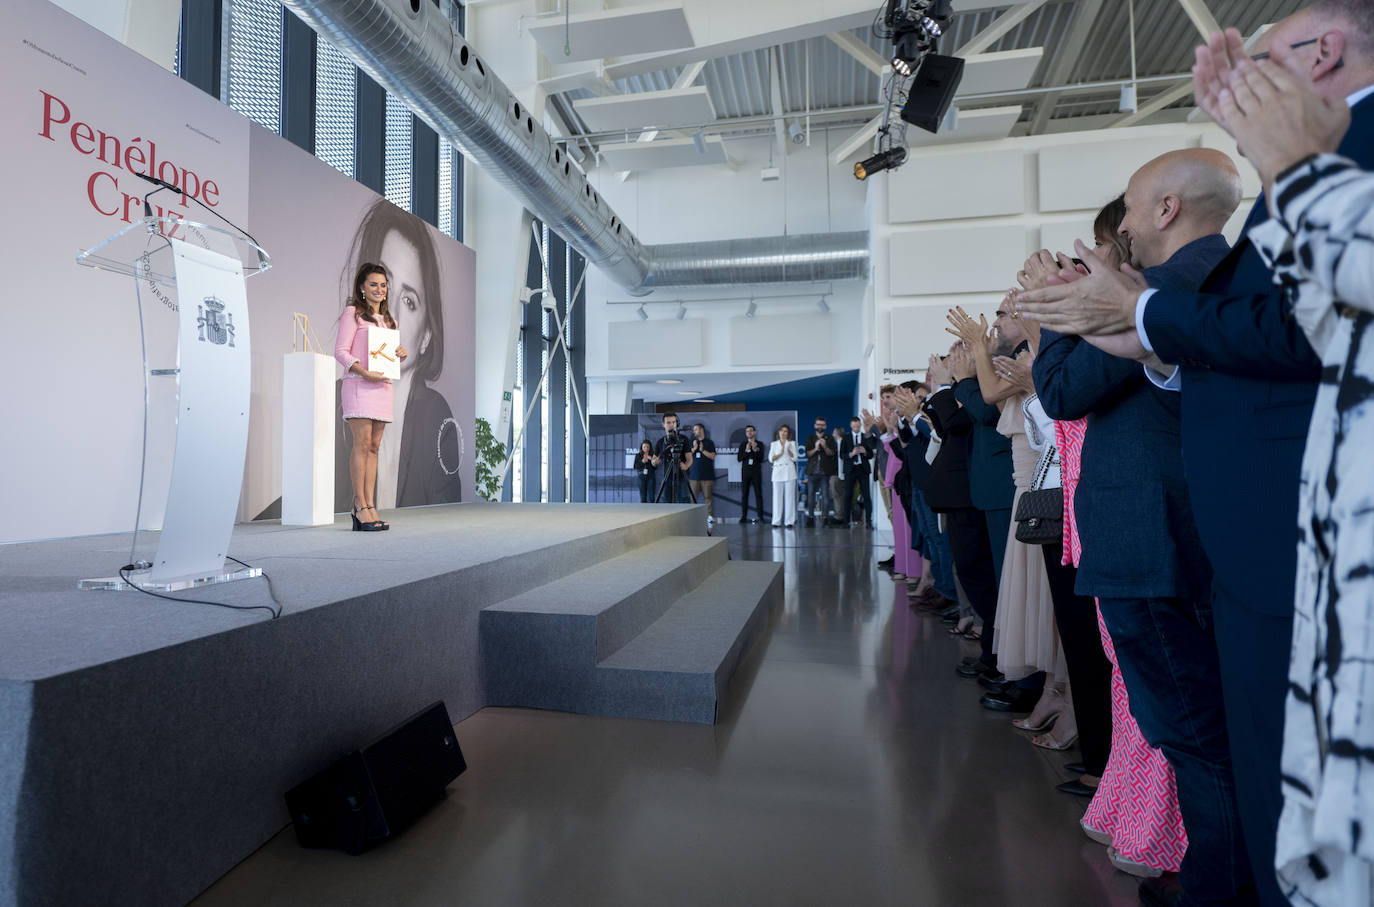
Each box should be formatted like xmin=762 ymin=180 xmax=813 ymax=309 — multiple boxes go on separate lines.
xmin=1174 ymin=0 xmax=1222 ymax=39
xmin=827 ymin=30 xmax=888 ymax=77
xmin=1027 ymin=0 xmax=1104 ymax=135
xmin=830 ymin=111 xmax=883 ymax=166
xmin=957 ymin=0 xmax=1049 ymax=56
xmin=770 ymin=46 xmax=788 ymax=156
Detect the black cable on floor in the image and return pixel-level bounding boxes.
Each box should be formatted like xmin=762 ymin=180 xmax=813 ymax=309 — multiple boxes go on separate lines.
xmin=117 ymin=555 xmax=282 ymax=620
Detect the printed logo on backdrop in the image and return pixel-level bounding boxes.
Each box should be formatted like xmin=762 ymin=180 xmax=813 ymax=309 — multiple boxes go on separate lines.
xmin=196 ymin=296 xmax=236 ymax=347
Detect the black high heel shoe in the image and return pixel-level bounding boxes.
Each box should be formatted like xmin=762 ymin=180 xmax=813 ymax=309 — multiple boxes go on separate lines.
xmin=352 ymin=506 xmax=383 ymax=532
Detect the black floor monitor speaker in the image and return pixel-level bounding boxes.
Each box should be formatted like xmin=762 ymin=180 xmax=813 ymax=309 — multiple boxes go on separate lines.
xmin=900 ymin=54 xmax=966 ymax=134
xmin=285 ymin=701 xmax=467 ymax=854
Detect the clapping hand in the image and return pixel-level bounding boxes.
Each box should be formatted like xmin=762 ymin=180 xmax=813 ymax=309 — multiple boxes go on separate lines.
xmin=1015 ymin=239 xmax=1146 ymax=337
xmin=1193 ymin=29 xmax=1350 ymax=196
xmin=946 ymin=306 xmax=991 ymax=349
xmin=993 ymin=354 xmax=1035 ymax=395
xmin=948 ymin=344 xmax=975 ymax=381
xmin=891 ymin=386 xmax=923 ymax=420
xmin=925 ymin=354 xmax=951 ymax=387
xmin=860 ymin=408 xmax=877 ymax=431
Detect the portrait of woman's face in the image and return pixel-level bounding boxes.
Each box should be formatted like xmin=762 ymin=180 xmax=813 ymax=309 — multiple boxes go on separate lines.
xmin=380 ymin=227 xmax=428 ymax=374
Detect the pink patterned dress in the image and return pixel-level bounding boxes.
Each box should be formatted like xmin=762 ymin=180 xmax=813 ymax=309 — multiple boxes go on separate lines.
xmin=881 ymin=433 xmax=918 ymax=579
xmin=1056 ymin=418 xmax=1187 ymax=872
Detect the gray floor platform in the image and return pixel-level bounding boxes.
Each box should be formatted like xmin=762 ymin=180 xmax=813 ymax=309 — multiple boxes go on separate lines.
xmin=0 ymin=504 xmax=780 ymax=907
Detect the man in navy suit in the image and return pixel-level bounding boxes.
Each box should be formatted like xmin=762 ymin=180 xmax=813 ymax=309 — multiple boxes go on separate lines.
xmin=1034 ymin=148 xmax=1248 ymax=906
xmin=1017 ymin=6 xmax=1374 ymax=903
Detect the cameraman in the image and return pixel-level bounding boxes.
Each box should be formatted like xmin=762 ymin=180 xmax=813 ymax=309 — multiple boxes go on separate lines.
xmin=654 ymin=412 xmax=692 ymax=503
xmin=686 ymin=422 xmax=718 ymax=524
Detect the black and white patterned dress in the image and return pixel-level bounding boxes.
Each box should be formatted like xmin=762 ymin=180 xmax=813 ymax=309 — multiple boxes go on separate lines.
xmin=1251 ymin=153 xmax=1374 ymax=906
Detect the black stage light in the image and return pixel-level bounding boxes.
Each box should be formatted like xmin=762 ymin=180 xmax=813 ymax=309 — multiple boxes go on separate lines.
xmin=855 ymin=146 xmax=908 ymax=181
xmin=900 ymin=53 xmax=965 ymax=133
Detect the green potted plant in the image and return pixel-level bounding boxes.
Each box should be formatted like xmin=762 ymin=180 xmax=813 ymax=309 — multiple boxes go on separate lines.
xmin=473 ymin=416 xmax=508 ymax=502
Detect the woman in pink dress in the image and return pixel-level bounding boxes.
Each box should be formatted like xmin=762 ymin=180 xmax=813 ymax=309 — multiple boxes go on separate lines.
xmin=879 ymin=409 xmax=918 ymax=583
xmin=335 ymin=262 xmax=408 ymax=531
xmin=1058 ymin=416 xmax=1188 ymax=878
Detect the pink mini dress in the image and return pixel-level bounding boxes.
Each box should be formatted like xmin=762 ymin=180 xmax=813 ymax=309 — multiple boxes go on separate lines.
xmin=334 ymin=307 xmax=394 ymax=422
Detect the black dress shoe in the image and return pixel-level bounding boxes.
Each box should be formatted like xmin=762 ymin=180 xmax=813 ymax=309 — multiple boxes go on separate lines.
xmin=1137 ymin=875 xmax=1184 ymax=907
xmin=1055 ymin=779 xmax=1098 ymax=798
xmin=960 ymin=655 xmax=981 ymax=666
xmin=877 ymin=558 xmax=894 ymax=572
xmin=977 ymin=674 xmax=1012 ymax=692
xmin=981 ymin=688 xmax=1039 ymax=712
xmin=1064 ymin=762 xmax=1086 ymax=775
xmin=955 ymin=660 xmax=996 ymax=678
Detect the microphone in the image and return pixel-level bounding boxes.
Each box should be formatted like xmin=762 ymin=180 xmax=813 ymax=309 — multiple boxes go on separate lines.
xmin=132 ymin=170 xmax=181 ymax=192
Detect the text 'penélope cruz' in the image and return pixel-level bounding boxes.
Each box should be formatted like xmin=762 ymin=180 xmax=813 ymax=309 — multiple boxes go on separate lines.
xmin=37 ymin=90 xmax=224 ymax=224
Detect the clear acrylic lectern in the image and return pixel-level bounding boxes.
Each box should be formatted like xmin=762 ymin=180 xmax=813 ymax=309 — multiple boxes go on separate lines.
xmin=77 ymin=215 xmax=271 ymax=591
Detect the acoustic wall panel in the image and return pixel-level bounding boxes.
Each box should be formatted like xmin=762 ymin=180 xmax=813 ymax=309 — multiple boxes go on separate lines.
xmin=890 ymin=148 xmax=1025 ymax=223
xmin=1040 ymin=220 xmax=1096 ymax=257
xmin=729 ymin=313 xmax=832 ymax=366
xmin=574 ymin=86 xmax=716 ymax=132
xmin=889 ymin=302 xmax=1000 ymax=369
xmin=1038 ymin=135 xmax=1195 ymax=212
xmin=527 ymin=3 xmax=693 ymax=63
xmin=608 ymin=318 xmax=705 ymax=369
xmin=889 ymin=225 xmax=1030 ymax=295
xmin=906 ymin=105 xmax=1023 ymax=149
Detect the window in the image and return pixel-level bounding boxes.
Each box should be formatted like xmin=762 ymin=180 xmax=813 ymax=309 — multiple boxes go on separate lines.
xmin=222 ymin=0 xmax=283 ymax=132
xmin=438 ymin=137 xmax=457 ymax=238
xmin=384 ymin=94 xmax=413 ymax=211
xmin=313 ymin=36 xmax=355 ymax=178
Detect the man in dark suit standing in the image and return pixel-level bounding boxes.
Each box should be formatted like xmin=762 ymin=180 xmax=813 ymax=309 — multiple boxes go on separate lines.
xmin=924 ymin=352 xmax=1001 ymax=677
xmin=736 ymin=424 xmax=765 ymax=524
xmin=950 ymin=347 xmax=1015 ymax=587
xmin=839 ymin=417 xmax=875 ymax=527
xmin=1033 ymin=148 xmax=1247 ymax=906
xmin=1016 ymin=8 xmax=1374 ymax=903
xmin=804 ymin=418 xmax=839 ymax=527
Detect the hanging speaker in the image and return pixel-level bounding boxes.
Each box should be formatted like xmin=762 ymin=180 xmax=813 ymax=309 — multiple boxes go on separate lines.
xmin=900 ymin=54 xmax=966 ymax=134
xmin=285 ymin=701 xmax=466 ymax=854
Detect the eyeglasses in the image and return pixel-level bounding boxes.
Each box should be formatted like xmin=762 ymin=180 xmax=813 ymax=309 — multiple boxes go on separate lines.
xmin=1251 ymin=37 xmax=1342 ymax=68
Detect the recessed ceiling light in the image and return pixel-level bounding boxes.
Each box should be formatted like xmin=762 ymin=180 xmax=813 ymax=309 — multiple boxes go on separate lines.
xmin=676 ymin=391 xmax=703 ymax=396
xmin=655 ymin=379 xmax=682 ymax=384
xmin=694 ymin=399 xmax=716 ymax=403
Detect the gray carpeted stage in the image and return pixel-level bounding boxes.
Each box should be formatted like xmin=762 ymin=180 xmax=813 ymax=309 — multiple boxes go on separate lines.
xmin=0 ymin=504 xmax=781 ymax=906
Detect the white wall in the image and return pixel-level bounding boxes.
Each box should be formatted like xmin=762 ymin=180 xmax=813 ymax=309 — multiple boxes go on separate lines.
xmin=584 ymin=130 xmax=871 ymax=411
xmin=869 ymin=120 xmax=1258 ymax=382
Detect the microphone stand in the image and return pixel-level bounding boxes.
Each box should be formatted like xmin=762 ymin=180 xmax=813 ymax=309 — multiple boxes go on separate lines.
xmin=132 ymin=170 xmax=262 ymax=248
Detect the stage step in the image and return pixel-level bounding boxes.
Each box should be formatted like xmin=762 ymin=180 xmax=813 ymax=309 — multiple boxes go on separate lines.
xmin=594 ymin=561 xmax=783 ymax=724
xmin=480 ymin=538 xmax=781 ymax=724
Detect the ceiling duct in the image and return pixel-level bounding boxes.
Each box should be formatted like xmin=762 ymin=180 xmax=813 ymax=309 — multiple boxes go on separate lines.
xmin=645 ymin=232 xmax=869 ymax=288
xmin=280 ymin=0 xmax=869 ymax=293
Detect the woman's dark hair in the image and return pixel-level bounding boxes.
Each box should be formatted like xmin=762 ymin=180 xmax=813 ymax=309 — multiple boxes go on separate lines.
xmin=348 ymin=262 xmax=396 ymax=328
xmin=639 ymin=439 xmax=654 ymax=454
xmin=1094 ymin=195 xmax=1133 ymax=266
xmin=342 ymin=199 xmax=446 ymax=384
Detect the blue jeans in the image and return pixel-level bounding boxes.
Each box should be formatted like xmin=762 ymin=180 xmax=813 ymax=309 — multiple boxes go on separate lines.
xmin=912 ymin=490 xmax=956 ymax=600
xmin=1098 ymin=597 xmax=1257 ymax=906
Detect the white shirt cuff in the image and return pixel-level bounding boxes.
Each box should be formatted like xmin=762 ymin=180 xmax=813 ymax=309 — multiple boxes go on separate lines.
xmin=1135 ymin=289 xmax=1158 ymax=354
xmin=1145 ymin=364 xmax=1182 ymax=391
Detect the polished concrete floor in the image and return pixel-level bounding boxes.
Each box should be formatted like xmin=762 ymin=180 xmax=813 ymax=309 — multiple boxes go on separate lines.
xmin=195 ymin=523 xmax=1141 ymax=907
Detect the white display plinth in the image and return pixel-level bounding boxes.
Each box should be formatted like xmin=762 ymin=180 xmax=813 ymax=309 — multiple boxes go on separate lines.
xmin=282 ymin=352 xmax=336 ymax=526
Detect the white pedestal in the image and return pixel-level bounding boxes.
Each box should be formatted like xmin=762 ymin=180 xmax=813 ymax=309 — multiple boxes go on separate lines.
xmin=282 ymin=352 xmax=335 ymax=526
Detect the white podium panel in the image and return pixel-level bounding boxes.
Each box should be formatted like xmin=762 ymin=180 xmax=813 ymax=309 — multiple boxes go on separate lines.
xmin=149 ymin=241 xmax=253 ymax=583
xmin=282 ymin=352 xmax=336 ymax=526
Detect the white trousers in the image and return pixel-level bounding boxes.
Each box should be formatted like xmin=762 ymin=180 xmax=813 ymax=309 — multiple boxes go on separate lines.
xmin=771 ymin=479 xmax=797 ymax=526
